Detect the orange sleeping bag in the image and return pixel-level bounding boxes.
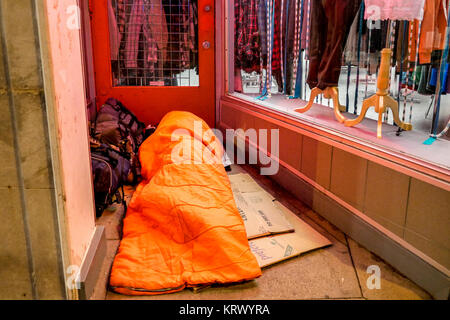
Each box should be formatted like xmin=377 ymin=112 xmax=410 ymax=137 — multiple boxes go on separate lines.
xmin=109 ymin=111 xmax=261 ymax=295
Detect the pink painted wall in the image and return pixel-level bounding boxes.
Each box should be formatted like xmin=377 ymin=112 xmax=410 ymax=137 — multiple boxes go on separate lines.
xmin=45 ymin=0 xmax=96 ymax=267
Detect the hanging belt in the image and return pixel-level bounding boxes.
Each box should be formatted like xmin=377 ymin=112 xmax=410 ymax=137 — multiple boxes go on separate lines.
xmin=282 ymin=0 xmax=290 ymax=95
xmin=258 ymin=0 xmax=268 ymax=96
xmin=408 ymin=20 xmax=423 ymax=126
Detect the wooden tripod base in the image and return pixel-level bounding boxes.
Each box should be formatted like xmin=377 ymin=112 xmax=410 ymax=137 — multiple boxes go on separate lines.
xmin=344 ymin=48 xmax=412 ymax=139
xmin=344 ymin=94 xmax=412 ymax=139
xmin=294 ymin=87 xmax=347 ymax=123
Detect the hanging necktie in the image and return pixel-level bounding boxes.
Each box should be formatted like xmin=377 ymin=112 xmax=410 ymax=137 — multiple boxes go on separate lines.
xmin=353 ymin=0 xmax=365 ymax=115
xmin=365 ymin=21 xmax=373 ymax=100
xmin=258 ymin=0 xmax=268 ymax=95
xmin=289 ymin=0 xmax=305 ymax=99
xmin=257 ymin=0 xmax=270 ymax=99
xmin=282 ymin=0 xmax=290 ymax=95
xmin=345 ymin=61 xmax=351 ymax=111
xmin=257 ymin=0 xmax=275 ymax=100
xmin=289 ymin=0 xmax=300 ymax=98
xmin=304 ymin=0 xmax=311 ymax=99
xmin=408 ymin=20 xmax=423 ymax=127
xmin=396 ymin=22 xmax=408 ymax=109
xmin=384 ymin=19 xmax=397 ymax=123
xmin=397 ymin=21 xmax=413 ymax=136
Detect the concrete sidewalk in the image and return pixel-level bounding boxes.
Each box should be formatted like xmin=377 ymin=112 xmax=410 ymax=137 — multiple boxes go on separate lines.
xmin=93 ymin=164 xmax=431 ymax=300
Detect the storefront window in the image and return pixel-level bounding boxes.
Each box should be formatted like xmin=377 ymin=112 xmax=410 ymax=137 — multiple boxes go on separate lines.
xmin=229 ymin=0 xmax=450 ymax=169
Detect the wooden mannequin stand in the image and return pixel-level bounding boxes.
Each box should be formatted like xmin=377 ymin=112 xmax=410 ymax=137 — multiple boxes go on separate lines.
xmin=344 ymin=48 xmax=412 ymax=138
xmin=295 ymin=87 xmax=347 ymax=123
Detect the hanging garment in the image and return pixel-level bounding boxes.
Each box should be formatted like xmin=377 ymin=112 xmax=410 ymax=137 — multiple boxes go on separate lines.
xmin=235 ymin=0 xmax=260 ymax=73
xmin=108 ymin=0 xmax=121 ymax=61
xmin=188 ymin=0 xmax=199 ymax=74
xmin=279 ymin=0 xmax=299 ymax=95
xmin=260 ymin=0 xmax=275 ymax=98
xmin=419 ymin=0 xmax=449 ymax=64
xmin=180 ymin=0 xmax=196 ymax=68
xmin=364 ymin=0 xmax=426 ymax=21
xmin=257 ymin=0 xmax=268 ymax=60
xmin=429 ymin=63 xmax=449 ymax=93
xmin=148 ymin=0 xmax=168 ymax=63
xmin=272 ymin=0 xmax=283 ymax=91
xmin=343 ymin=7 xmax=369 ymax=66
xmin=117 ymin=0 xmax=132 ymax=36
xmin=161 ymin=0 xmax=196 ymax=75
xmin=290 ymin=0 xmax=308 ymax=98
xmin=393 ymin=20 xmax=413 ymax=73
xmin=113 ymin=0 xmax=134 ymax=67
xmin=425 ymin=49 xmax=445 ymax=92
xmin=300 ymin=0 xmax=310 ymax=50
xmin=417 ymin=64 xmax=435 ymax=94
xmin=404 ymin=19 xmax=421 ymax=66
xmin=370 ymin=20 xmax=389 ymax=53
xmin=284 ymin=0 xmax=298 ymax=95
xmin=255 ymin=0 xmax=268 ymax=94
xmin=343 ymin=7 xmax=359 ymax=64
xmin=362 ymin=1 xmax=448 ymax=66
xmin=307 ymin=0 xmax=362 ymax=90
xmin=395 ymin=21 xmax=410 ymax=73
xmin=124 ymin=0 xmax=158 ymax=71
xmin=344 ymin=9 xmax=387 ymax=73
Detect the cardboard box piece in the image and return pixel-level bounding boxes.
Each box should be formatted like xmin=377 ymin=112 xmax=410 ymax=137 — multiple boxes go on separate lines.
xmin=228 ymin=173 xmax=332 ymax=268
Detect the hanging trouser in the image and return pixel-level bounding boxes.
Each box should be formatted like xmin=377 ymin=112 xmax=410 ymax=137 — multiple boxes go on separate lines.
xmin=307 ymin=0 xmax=361 ymax=90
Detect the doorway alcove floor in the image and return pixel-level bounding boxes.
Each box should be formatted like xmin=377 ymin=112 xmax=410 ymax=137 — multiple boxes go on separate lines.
xmin=91 ymin=164 xmax=431 ymax=300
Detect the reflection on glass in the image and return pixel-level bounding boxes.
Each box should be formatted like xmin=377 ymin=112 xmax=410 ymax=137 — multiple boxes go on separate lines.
xmin=232 ymin=0 xmax=450 ymax=168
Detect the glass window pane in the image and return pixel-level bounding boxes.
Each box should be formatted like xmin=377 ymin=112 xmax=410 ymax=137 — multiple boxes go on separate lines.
xmin=108 ymin=0 xmax=199 ymax=87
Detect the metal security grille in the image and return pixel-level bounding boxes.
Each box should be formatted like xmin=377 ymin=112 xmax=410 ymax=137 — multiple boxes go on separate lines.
xmin=109 ymin=0 xmax=198 ymax=87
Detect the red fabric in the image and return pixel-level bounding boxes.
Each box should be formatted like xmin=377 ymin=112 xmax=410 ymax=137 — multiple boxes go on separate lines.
xmin=272 ymin=0 xmax=282 ymax=72
xmin=419 ymin=0 xmax=449 ymax=64
xmin=235 ymin=0 xmax=260 ymax=73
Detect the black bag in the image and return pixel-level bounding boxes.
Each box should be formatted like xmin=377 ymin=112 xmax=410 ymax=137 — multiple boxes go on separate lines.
xmin=91 ymin=143 xmax=131 ymax=217
xmin=94 ymin=98 xmax=146 ymax=178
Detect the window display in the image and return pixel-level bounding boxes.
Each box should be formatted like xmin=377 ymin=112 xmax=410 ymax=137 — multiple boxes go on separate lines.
xmin=230 ymin=0 xmax=450 ymax=167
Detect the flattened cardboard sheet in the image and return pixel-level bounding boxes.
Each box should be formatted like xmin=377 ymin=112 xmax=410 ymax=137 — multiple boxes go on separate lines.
xmin=232 ymin=189 xmax=268 ymax=239
xmin=241 ymin=191 xmax=294 ymax=235
xmin=249 ymin=201 xmax=332 ymax=268
xmin=228 ymin=173 xmax=331 ymax=268
xmin=228 ymin=173 xmax=263 ymax=194
xmin=229 ymin=173 xmax=294 ymax=239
